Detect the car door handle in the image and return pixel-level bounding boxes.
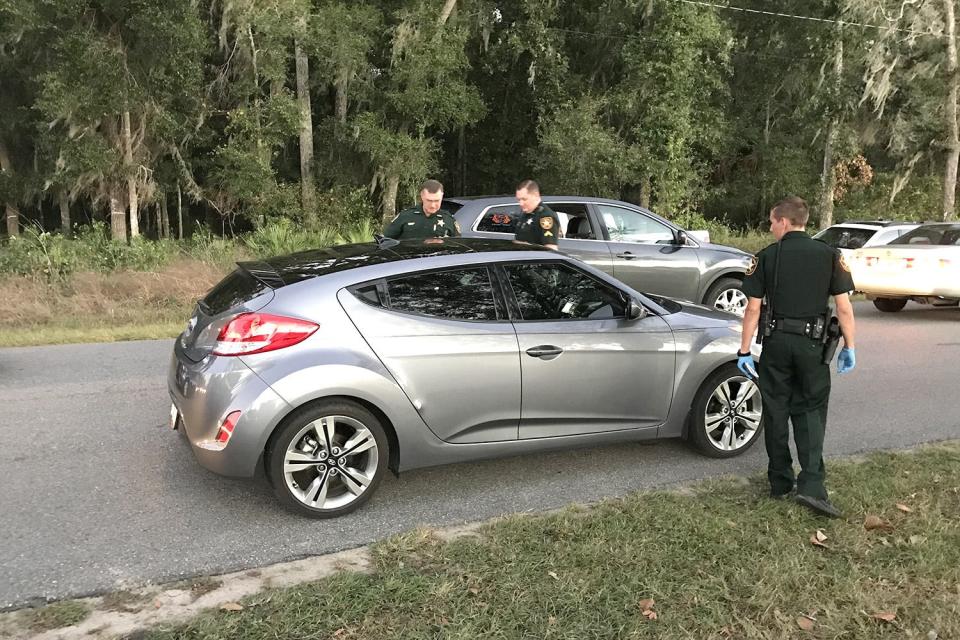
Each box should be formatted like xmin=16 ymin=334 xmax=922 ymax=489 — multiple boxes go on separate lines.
xmin=615 ymin=252 xmax=639 ymax=260
xmin=525 ymin=345 xmax=563 ymax=358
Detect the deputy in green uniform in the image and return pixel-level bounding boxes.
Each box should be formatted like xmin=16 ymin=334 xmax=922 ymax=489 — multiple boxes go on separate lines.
xmin=384 ymin=179 xmax=461 ymax=240
xmin=514 ymin=179 xmax=560 ymax=250
xmin=738 ymin=196 xmax=857 ymax=518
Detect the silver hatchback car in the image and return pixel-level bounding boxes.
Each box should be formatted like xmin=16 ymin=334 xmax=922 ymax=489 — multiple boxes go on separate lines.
xmin=169 ymin=239 xmax=763 ymax=518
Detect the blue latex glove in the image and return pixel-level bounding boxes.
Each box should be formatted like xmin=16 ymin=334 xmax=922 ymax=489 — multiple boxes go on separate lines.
xmin=737 ymin=354 xmax=758 ymax=380
xmin=837 ymin=347 xmax=856 ymax=374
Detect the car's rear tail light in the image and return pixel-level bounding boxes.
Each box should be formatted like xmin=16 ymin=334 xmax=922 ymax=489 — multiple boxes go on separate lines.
xmin=903 ymin=257 xmax=915 ymax=269
xmin=215 ymin=411 xmax=241 ymax=444
xmin=938 ymin=258 xmax=951 ymax=268
xmin=212 ymin=313 xmax=319 ymax=356
xmin=865 ymin=256 xmax=878 ymax=267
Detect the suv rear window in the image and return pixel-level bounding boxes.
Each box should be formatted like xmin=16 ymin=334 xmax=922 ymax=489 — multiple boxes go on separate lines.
xmin=816 ymin=226 xmax=876 ymax=249
xmin=202 ymin=268 xmax=271 ymax=315
xmin=891 ymin=224 xmax=960 ymax=246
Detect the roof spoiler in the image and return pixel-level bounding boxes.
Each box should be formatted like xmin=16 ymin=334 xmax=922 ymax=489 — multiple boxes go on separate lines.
xmin=373 ymin=233 xmax=400 ymax=249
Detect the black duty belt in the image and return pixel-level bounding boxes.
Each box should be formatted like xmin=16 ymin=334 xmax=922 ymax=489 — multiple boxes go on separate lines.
xmin=771 ymin=317 xmax=825 ymax=339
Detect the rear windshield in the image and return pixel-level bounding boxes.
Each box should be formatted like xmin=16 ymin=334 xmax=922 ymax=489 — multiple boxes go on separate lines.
xmin=815 ymin=226 xmax=875 ymax=249
xmin=202 ymin=268 xmax=270 ymax=315
xmin=890 ymin=224 xmax=960 ymax=246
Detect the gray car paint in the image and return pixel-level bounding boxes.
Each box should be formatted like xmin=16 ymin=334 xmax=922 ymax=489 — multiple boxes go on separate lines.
xmin=168 ymin=243 xmax=752 ymax=482
xmin=449 ymin=196 xmax=752 ymax=304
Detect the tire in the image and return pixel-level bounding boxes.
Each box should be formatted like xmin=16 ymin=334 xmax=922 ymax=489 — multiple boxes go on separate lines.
xmin=873 ymin=297 xmax=907 ymax=313
xmin=687 ymin=363 xmax=763 ymax=459
xmin=704 ymin=277 xmax=747 ymax=317
xmin=266 ymin=400 xmax=388 ymax=518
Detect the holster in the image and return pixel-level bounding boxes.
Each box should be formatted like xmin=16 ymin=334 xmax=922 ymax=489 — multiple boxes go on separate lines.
xmin=821 ymin=316 xmax=841 ymax=365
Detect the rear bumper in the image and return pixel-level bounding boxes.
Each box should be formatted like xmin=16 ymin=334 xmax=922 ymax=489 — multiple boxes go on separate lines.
xmin=852 ymin=272 xmax=960 ymax=298
xmin=167 ymin=348 xmax=291 ymax=477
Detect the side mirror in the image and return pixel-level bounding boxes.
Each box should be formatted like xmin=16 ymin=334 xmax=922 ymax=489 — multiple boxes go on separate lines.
xmin=675 ymin=229 xmax=689 ymax=246
xmin=626 ymin=298 xmax=648 ymax=321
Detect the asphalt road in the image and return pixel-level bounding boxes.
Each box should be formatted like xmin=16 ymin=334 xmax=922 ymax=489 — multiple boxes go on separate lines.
xmin=1 ymin=300 xmax=958 ymax=609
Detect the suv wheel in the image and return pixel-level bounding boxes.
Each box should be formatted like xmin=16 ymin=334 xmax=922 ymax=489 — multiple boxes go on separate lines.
xmin=705 ymin=278 xmax=747 ymax=316
xmin=873 ymin=297 xmax=907 ymax=312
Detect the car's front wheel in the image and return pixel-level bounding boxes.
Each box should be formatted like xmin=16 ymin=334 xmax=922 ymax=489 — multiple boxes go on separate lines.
xmin=873 ymin=297 xmax=907 ymax=312
xmin=687 ymin=363 xmax=763 ymax=458
xmin=704 ymin=277 xmax=747 ymax=317
xmin=266 ymin=400 xmax=388 ymax=518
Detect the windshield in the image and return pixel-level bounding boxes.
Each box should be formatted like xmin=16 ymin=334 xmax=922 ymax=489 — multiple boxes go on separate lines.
xmin=890 ymin=224 xmax=960 ymax=246
xmin=815 ymin=226 xmax=875 ymax=249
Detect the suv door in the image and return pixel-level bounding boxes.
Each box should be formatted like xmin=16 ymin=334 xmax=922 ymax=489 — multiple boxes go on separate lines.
xmin=472 ymin=203 xmax=615 ymax=276
xmin=499 ymin=260 xmax=675 ymax=439
xmin=595 ymin=203 xmax=702 ymax=301
xmin=339 ymin=266 xmax=520 ymax=444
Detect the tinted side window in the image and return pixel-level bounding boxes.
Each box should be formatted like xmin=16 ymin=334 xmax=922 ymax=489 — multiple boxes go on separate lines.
xmin=385 ymin=268 xmax=499 ymax=321
xmin=476 ymin=205 xmax=519 ymax=233
xmin=504 ymin=262 xmax=626 ymax=321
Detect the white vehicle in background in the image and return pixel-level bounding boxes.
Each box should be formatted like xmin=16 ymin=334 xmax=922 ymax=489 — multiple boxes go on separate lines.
xmin=813 ymin=220 xmax=919 ymax=256
xmin=849 ymin=222 xmax=960 ymax=312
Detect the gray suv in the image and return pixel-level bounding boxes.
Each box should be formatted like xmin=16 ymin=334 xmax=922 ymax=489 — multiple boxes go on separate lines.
xmin=447 ymin=196 xmax=752 ymax=316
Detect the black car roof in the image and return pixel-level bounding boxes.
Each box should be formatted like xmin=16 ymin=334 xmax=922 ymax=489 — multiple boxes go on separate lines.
xmin=245 ymin=238 xmax=551 ymax=286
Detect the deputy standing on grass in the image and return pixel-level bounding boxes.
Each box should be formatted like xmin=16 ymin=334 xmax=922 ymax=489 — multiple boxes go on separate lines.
xmin=513 ymin=180 xmax=560 ymax=250
xmin=737 ymin=196 xmax=857 ymax=519
xmin=384 ymin=179 xmax=460 ymax=240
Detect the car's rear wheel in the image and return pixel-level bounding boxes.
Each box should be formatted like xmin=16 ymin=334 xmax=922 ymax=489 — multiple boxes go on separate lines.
xmin=266 ymin=400 xmax=388 ymax=518
xmin=688 ymin=363 xmax=763 ymax=458
xmin=873 ymin=297 xmax=907 ymax=312
xmin=704 ymin=277 xmax=747 ymax=317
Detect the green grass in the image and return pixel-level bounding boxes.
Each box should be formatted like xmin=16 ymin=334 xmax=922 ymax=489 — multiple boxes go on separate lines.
xmin=141 ymin=443 xmax=960 ymax=639
xmin=0 ymin=320 xmax=185 ymax=348
xmin=20 ymin=601 xmax=91 ymax=632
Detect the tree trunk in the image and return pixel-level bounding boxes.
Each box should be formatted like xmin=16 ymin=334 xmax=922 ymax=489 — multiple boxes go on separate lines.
xmin=122 ymin=110 xmax=139 ymax=238
xmin=759 ymin=98 xmax=772 ymax=222
xmin=160 ymin=193 xmax=170 ymax=239
xmin=109 ymin=193 xmax=127 ymax=241
xmin=819 ymin=36 xmax=843 ymax=230
xmin=295 ymin=35 xmax=317 ymax=224
xmin=334 ymin=70 xmax=349 ymax=125
xmin=0 ymin=140 xmax=19 ymax=237
xmin=176 ymin=181 xmax=184 ymax=240
xmin=437 ymin=0 xmax=458 ymax=26
xmin=380 ymin=173 xmax=400 ymax=228
xmin=943 ymin=0 xmax=959 ymax=221
xmin=458 ymin=125 xmax=466 ymax=195
xmin=639 ymin=175 xmax=651 ymax=209
xmin=248 ymin=26 xmax=267 ymax=165
xmin=59 ymin=190 xmax=71 ymax=235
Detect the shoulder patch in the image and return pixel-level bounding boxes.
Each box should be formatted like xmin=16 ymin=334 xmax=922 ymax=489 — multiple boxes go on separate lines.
xmin=746 ymin=255 xmax=758 ymax=276
xmin=539 ymin=216 xmax=554 ymax=230
xmin=838 ymin=253 xmax=851 ymax=272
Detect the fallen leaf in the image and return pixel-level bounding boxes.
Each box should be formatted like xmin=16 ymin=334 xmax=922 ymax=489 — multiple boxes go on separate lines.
xmin=332 ymin=629 xmax=348 ymax=638
xmin=896 ymin=503 xmax=913 ymax=513
xmin=864 ymin=515 xmax=891 ymax=530
xmin=871 ymin=611 xmax=896 ymax=622
xmin=547 ymin=571 xmax=559 ymax=580
xmin=547 ymin=616 xmax=556 ymax=625
xmin=638 ymin=598 xmax=655 ymax=610
xmin=220 ymin=602 xmax=244 ymax=612
xmin=815 ymin=529 xmax=828 ymax=542
xmin=909 ymin=535 xmax=926 ymax=545
xmin=810 ymin=532 xmax=829 ymax=548
xmin=642 ymin=610 xmax=658 ymax=620
xmin=467 ymin=587 xmax=479 ymax=595
xmin=796 ymin=616 xmax=815 ymax=630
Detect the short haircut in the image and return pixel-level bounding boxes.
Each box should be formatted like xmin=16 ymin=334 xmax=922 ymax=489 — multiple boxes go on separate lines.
xmin=771 ymin=196 xmax=809 ymax=227
xmin=420 ymin=179 xmax=443 ymax=194
xmin=516 ymin=179 xmax=540 ymax=194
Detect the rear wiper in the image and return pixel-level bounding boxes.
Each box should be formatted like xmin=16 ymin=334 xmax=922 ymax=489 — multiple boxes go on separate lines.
xmin=197 ymin=299 xmax=212 ymax=315
xmin=374 ymin=233 xmax=399 ymax=249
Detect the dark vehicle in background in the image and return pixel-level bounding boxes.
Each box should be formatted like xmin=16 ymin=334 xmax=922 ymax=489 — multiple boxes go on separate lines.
xmin=446 ymin=196 xmax=754 ymax=316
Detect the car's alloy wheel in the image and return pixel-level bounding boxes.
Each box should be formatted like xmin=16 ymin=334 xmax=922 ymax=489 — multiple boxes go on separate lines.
xmin=267 ymin=401 xmax=387 ymax=518
xmin=705 ymin=277 xmax=747 ymax=317
xmin=688 ymin=363 xmax=763 ymax=458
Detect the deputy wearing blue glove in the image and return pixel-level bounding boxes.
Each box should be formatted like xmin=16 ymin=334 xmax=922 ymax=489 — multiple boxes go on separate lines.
xmin=738 ymin=197 xmax=857 ymax=519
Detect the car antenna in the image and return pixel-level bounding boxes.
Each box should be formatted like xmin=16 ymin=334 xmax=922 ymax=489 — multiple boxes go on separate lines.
xmin=373 ymin=233 xmax=399 ymax=249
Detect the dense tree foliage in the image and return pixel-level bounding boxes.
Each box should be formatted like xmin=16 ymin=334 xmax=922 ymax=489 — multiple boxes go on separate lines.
xmin=1 ymin=0 xmax=956 ymax=241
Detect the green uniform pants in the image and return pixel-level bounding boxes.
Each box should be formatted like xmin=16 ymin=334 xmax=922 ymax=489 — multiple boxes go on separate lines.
xmin=757 ymin=331 xmax=831 ymax=500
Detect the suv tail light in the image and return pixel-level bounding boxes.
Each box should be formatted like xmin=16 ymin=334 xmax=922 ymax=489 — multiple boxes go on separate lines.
xmin=212 ymin=313 xmax=319 ymax=356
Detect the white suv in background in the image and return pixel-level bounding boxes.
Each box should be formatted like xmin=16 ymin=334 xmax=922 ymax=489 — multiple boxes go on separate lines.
xmin=814 ymin=220 xmax=919 ymax=255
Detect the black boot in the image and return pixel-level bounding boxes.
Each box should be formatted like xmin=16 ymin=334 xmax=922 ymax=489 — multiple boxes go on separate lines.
xmin=795 ymin=494 xmax=843 ymax=518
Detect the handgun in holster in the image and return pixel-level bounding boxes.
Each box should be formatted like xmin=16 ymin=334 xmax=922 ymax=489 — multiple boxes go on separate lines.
xmin=756 ymin=299 xmax=774 ymax=344
xmin=820 ymin=316 xmax=841 ymax=364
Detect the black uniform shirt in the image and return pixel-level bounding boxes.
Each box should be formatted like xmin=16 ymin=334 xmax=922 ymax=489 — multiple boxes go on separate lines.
xmin=514 ymin=203 xmax=561 ymax=245
xmin=742 ymin=230 xmax=854 ymax=319
xmin=384 ymin=206 xmax=461 ymax=240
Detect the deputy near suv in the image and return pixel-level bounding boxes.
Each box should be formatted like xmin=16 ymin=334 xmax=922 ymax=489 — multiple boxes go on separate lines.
xmin=513 ymin=180 xmax=561 ymax=250
xmin=384 ymin=179 xmax=461 ymax=240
